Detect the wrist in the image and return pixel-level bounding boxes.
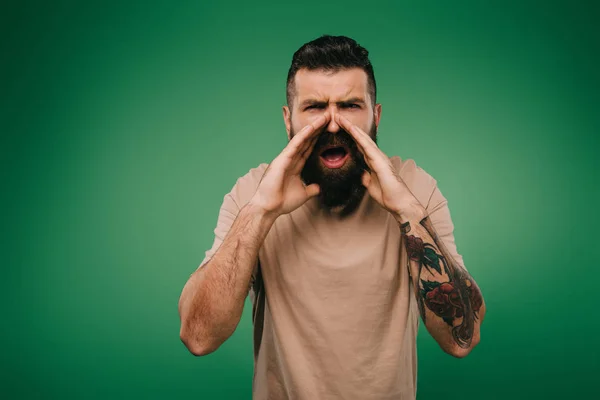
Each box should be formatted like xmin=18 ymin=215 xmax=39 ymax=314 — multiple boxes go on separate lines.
xmin=394 ymin=203 xmax=427 ymax=225
xmin=246 ymin=198 xmax=279 ymax=225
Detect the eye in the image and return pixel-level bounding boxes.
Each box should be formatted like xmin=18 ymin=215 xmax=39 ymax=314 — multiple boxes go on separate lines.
xmin=342 ymin=103 xmax=360 ymax=109
xmin=305 ymin=104 xmax=325 ymax=110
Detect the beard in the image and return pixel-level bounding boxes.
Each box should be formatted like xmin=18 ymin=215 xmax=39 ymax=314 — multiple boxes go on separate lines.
xmin=291 ymin=121 xmax=378 ymax=216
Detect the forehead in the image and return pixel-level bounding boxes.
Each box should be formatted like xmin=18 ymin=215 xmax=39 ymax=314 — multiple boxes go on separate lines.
xmin=293 ymin=68 xmax=369 ymax=103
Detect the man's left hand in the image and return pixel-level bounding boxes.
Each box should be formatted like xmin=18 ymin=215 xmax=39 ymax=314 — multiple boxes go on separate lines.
xmin=336 ymin=114 xmax=426 ymax=223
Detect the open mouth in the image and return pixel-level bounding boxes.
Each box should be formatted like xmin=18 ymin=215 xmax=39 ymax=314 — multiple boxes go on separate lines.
xmin=319 ymin=145 xmax=350 ymax=169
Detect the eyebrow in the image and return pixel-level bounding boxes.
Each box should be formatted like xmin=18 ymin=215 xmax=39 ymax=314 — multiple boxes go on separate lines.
xmin=300 ymin=97 xmax=366 ymax=108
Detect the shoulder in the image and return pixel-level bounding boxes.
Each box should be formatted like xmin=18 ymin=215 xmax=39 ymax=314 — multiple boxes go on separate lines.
xmin=389 ymin=155 xmax=439 ymax=208
xmin=227 ymin=163 xmax=269 ymax=209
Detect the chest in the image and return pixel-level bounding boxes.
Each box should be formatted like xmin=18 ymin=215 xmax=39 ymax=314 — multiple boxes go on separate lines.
xmin=258 ymin=209 xmax=409 ymax=306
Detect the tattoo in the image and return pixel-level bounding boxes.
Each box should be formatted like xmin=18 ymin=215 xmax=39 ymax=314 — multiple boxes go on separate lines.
xmin=400 ymin=221 xmax=411 ymax=234
xmin=404 ymin=216 xmax=483 ymax=349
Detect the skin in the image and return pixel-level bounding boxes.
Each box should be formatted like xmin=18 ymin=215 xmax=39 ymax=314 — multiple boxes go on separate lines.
xmin=283 ymin=68 xmax=381 ymax=154
xmin=275 ymin=67 xmax=485 ymax=356
xmin=179 ymin=67 xmax=485 ymax=358
xmin=247 ymin=113 xmax=331 ymax=217
xmin=282 ymin=68 xmax=381 ymax=214
xmin=179 ymin=114 xmax=331 ymax=355
xmin=334 ymin=111 xmax=486 ymax=356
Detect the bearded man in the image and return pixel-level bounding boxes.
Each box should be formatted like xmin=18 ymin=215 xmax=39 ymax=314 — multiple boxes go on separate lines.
xmin=179 ymin=35 xmax=486 ymax=400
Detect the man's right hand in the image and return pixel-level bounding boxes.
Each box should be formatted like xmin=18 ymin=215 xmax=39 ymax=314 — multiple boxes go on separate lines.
xmin=249 ymin=113 xmax=330 ymax=218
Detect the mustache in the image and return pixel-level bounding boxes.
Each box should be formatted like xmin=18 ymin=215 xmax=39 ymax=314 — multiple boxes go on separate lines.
xmin=312 ymin=128 xmax=358 ymax=151
xmin=308 ymin=128 xmax=371 ymax=173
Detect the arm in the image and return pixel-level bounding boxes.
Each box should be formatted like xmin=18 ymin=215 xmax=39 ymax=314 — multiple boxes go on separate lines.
xmin=178 ymin=202 xmax=275 ymax=356
xmin=397 ymin=204 xmax=486 ymax=358
xmin=335 ymin=114 xmax=485 ymax=358
xmin=178 ymin=112 xmax=331 ymax=356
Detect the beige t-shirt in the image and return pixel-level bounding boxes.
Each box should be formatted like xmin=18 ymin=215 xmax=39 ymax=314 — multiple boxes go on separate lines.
xmin=197 ymin=155 xmax=466 ymax=400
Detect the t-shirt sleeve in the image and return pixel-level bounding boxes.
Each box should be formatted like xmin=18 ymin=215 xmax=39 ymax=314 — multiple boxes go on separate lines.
xmin=193 ymin=164 xmax=267 ymax=296
xmin=394 ymin=155 xmax=467 ymax=272
xmin=424 ymin=184 xmax=467 ymax=272
xmin=196 ymin=192 xmax=240 ymax=271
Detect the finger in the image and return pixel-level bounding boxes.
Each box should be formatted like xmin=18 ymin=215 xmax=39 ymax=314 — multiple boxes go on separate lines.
xmin=285 ymin=113 xmax=330 ymax=157
xmin=304 ymin=183 xmax=320 ymax=198
xmin=362 ymin=171 xmax=371 ymax=188
xmin=335 ymin=114 xmax=378 ymax=155
xmin=295 ymin=113 xmax=331 ymax=157
xmin=335 ymin=114 xmax=372 ymax=157
xmin=300 ymin=132 xmax=319 ymax=161
xmin=290 ymin=133 xmax=319 ymax=175
xmin=336 ymin=114 xmax=387 ymax=170
xmin=289 ymin=114 xmax=329 ymax=173
xmin=282 ymin=124 xmax=316 ymax=160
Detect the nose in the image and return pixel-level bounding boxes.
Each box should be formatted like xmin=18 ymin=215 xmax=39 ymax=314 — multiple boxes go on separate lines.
xmin=325 ymin=107 xmax=341 ymax=133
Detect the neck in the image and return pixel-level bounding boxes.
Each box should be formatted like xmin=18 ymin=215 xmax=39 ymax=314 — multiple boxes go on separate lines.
xmin=320 ymin=188 xmax=368 ymax=218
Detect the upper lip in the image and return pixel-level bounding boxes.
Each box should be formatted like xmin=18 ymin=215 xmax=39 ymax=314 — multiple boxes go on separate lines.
xmin=319 ymin=144 xmax=350 ymax=156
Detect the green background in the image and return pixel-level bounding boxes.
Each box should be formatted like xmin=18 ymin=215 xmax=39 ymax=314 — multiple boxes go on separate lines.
xmin=2 ymin=0 xmax=598 ymax=398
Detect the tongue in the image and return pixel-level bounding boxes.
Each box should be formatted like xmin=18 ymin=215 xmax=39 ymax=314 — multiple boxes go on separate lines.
xmin=323 ymin=153 xmax=344 ymax=161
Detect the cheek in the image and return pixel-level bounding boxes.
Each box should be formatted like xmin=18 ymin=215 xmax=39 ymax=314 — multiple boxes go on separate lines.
xmin=290 ymin=115 xmax=313 ymax=134
xmin=343 ymin=110 xmax=373 ymax=129
xmin=287 ymin=114 xmax=301 ymax=137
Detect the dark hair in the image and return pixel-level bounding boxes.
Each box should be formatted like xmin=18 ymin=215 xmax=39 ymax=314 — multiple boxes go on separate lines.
xmin=286 ymin=35 xmax=376 ymax=107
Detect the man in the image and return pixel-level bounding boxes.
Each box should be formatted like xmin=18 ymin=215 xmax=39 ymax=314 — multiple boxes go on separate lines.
xmin=179 ymin=35 xmax=485 ymax=399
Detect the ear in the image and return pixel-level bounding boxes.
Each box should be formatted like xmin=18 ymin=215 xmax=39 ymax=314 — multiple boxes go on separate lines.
xmin=374 ymin=103 xmax=382 ymax=129
xmin=282 ymin=105 xmax=292 ymax=140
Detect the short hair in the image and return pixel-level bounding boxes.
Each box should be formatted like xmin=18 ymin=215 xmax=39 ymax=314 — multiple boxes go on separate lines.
xmin=286 ymin=35 xmax=377 ymax=108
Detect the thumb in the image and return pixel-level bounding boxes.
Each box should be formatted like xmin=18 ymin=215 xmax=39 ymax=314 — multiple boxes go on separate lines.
xmin=362 ymin=171 xmax=371 ymax=188
xmin=305 ymin=183 xmax=320 ymax=198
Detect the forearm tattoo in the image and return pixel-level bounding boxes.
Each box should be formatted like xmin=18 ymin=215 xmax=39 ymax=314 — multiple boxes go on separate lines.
xmin=401 ymin=217 xmax=483 ymax=348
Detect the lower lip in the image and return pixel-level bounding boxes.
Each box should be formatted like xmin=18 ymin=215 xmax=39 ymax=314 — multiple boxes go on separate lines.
xmin=320 ymin=153 xmax=350 ymax=169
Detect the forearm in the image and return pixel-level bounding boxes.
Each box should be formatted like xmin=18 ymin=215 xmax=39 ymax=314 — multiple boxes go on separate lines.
xmin=179 ymin=202 xmax=276 ymax=355
xmin=397 ymin=204 xmax=485 ymax=358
